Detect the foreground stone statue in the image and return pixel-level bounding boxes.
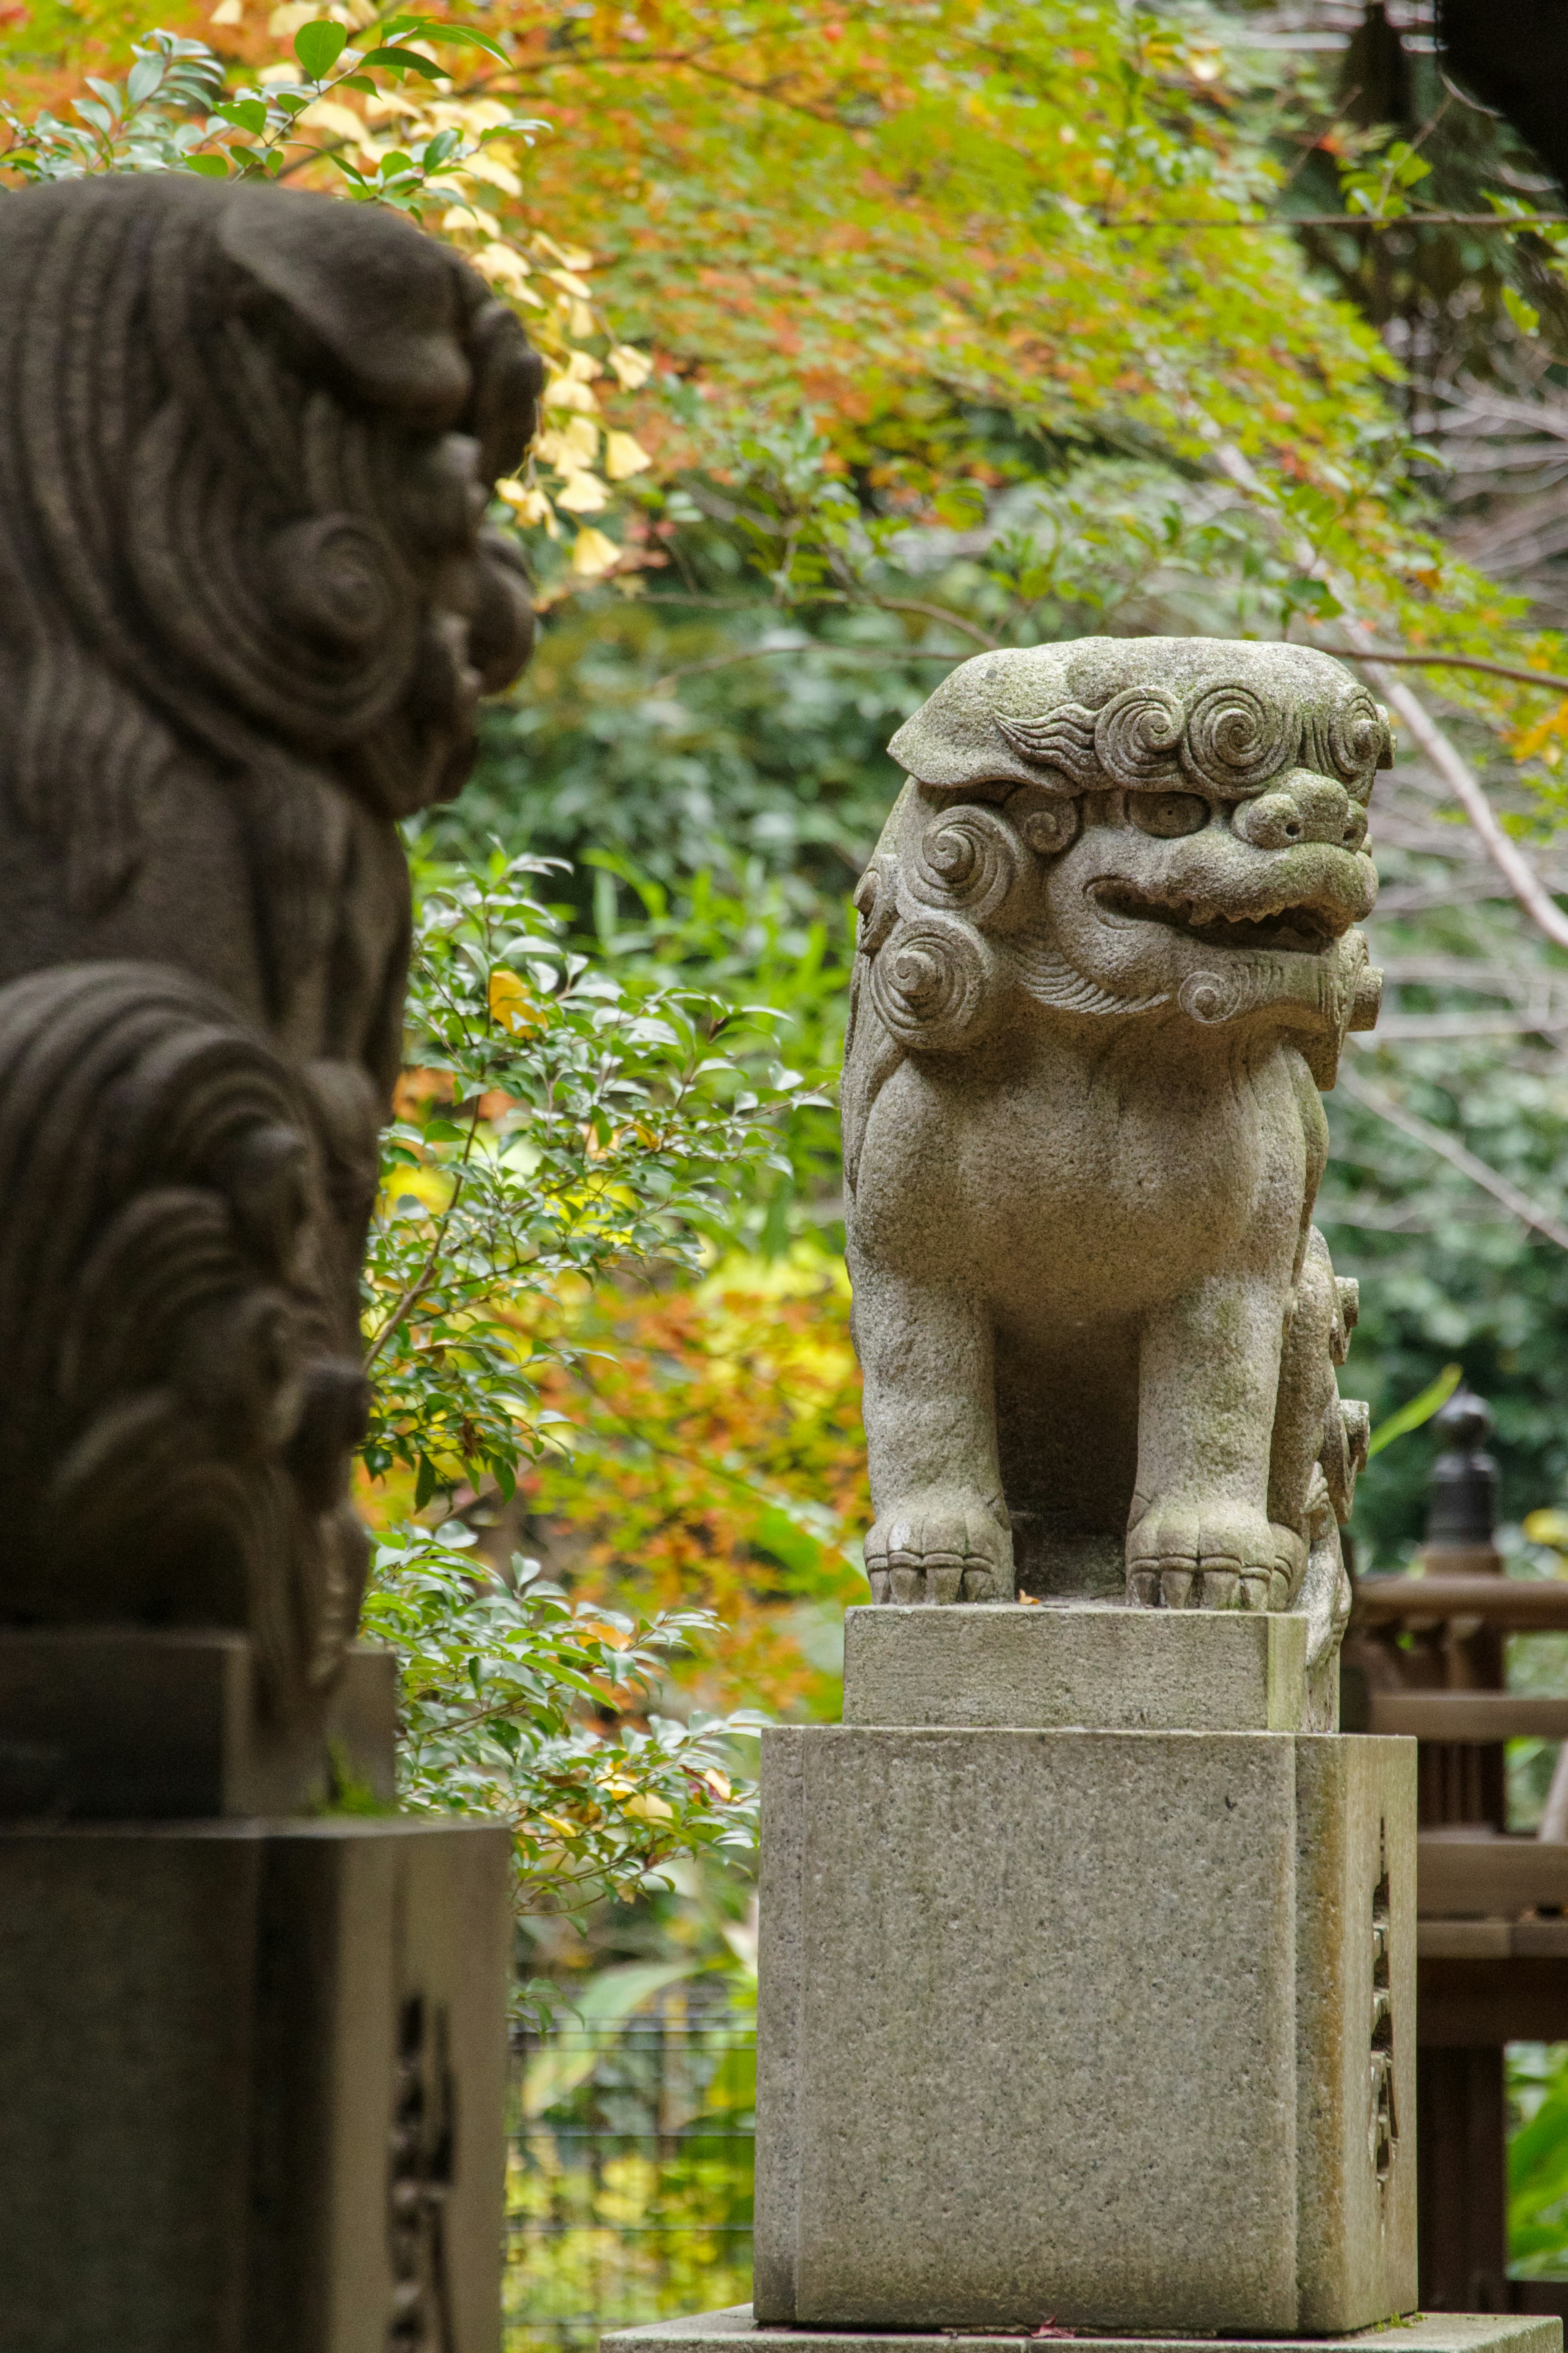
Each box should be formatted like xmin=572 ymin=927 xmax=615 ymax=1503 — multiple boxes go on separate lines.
xmin=846 ymin=639 xmax=1382 ymax=1692
xmin=603 ymin=642 xmax=1557 ymax=2353
xmin=0 ymin=176 xmax=540 ymax=2352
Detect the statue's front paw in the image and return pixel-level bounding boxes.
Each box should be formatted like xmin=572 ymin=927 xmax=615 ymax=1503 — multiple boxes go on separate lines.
xmin=866 ymin=1493 xmax=1013 ymax=1604
xmin=1126 ymin=1505 xmax=1303 ymax=1613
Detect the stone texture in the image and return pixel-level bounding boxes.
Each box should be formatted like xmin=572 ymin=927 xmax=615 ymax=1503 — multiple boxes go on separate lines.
xmin=0 ymin=1632 xmax=396 ymax=1818
xmin=842 ymin=1598 xmax=1312 ymax=1730
xmin=844 ymin=638 xmax=1384 ymax=1680
xmin=604 ymin=2308 xmax=1557 ymax=2353
xmin=0 ymin=1815 xmax=510 ymax=2352
xmin=755 ymin=1725 xmax=1416 ymax=2335
xmin=0 ymin=177 xmax=542 ymax=1725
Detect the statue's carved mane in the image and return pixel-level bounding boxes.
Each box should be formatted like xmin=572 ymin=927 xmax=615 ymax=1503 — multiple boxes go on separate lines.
xmin=0 ymin=175 xmax=540 ymax=1041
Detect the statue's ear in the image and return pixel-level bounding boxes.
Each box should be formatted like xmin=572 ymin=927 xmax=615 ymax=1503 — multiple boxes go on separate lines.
xmin=218 ymin=183 xmax=472 ymax=426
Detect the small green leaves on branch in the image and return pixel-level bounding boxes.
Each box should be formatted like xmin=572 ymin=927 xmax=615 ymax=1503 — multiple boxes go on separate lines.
xmin=361 ymin=1523 xmax=762 ymax=1915
xmin=363 ymin=851 xmax=822 ymax=1507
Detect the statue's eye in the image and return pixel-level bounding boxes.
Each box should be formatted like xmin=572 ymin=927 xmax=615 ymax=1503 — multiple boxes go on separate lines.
xmin=1131 ymin=792 xmax=1208 ymax=839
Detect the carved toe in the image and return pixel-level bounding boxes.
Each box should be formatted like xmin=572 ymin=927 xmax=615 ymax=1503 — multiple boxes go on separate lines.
xmin=864 ymin=1492 xmax=1014 ymax=1604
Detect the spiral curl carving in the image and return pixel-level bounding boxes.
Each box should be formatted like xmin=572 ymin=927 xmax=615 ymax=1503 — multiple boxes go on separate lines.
xmin=271 ymin=515 xmax=402 ymax=657
xmin=1092 ymin=685 xmax=1186 ymax=786
xmin=1180 ymin=682 xmax=1295 ymax=795
xmin=1178 ymin=968 xmax=1254 ymax=1025
xmin=1006 ymin=784 xmax=1080 ymax=858
xmin=869 ymin=915 xmax=998 ymax=1052
xmin=851 ymin=858 xmax=900 ymax=958
xmin=1325 ymin=690 xmax=1389 ymax=790
xmin=908 ymin=805 xmax=1027 ymax=925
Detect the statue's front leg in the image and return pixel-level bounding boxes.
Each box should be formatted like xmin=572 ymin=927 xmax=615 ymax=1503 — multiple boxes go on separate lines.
xmin=1127 ymin=1269 xmax=1304 ymax=1613
xmin=851 ymin=1256 xmax=1013 ymax=1604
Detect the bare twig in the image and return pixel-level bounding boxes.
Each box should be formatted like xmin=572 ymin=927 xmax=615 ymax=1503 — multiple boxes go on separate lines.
xmin=1337 ymin=1063 xmax=1568 ymax=1250
xmin=1361 ymin=664 xmax=1568 ymax=956
xmin=1316 ymin=644 xmax=1568 ymax=697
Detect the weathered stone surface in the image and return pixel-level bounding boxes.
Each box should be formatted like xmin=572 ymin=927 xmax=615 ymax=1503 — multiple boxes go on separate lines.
xmin=0 ymin=1815 xmax=509 ymax=2352
xmin=0 ymin=178 xmax=541 ymax=1722
xmin=844 ymin=638 xmax=1383 ymax=1686
xmin=0 ymin=1632 xmax=396 ymax=1818
xmin=755 ymin=1725 xmax=1416 ymax=2335
xmin=842 ymin=1599 xmax=1312 ymax=1730
xmin=604 ymin=2308 xmax=1557 ymax=2353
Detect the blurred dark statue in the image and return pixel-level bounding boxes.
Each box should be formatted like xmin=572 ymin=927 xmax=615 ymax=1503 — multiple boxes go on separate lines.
xmin=0 ymin=176 xmax=542 ymax=1716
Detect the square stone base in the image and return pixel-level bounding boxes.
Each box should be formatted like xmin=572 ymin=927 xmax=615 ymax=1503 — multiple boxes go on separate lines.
xmin=0 ymin=1814 xmax=509 ymax=2353
xmin=603 ymin=2306 xmax=1559 ymax=2353
xmin=757 ymin=1726 xmax=1416 ymax=2336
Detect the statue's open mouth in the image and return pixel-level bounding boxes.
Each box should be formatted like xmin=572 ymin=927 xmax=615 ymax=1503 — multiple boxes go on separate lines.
xmin=1091 ymin=880 xmax=1343 ymax=956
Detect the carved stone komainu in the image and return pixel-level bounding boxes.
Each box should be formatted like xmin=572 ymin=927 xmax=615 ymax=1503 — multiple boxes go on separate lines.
xmin=845 ymin=638 xmax=1384 ymax=1697
xmin=0 ymin=177 xmax=542 ymax=1717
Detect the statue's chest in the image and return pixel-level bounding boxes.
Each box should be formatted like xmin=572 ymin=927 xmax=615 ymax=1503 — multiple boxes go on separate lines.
xmin=856 ymin=1043 xmax=1305 ymax=1303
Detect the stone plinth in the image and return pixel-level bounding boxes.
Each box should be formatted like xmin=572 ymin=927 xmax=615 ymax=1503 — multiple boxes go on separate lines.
xmin=756 ymin=1721 xmax=1414 ymax=2334
xmin=0 ymin=1813 xmax=509 ymax=2353
xmin=842 ymin=1600 xmax=1312 ymax=1730
xmin=604 ymin=2308 xmax=1558 ymax=2353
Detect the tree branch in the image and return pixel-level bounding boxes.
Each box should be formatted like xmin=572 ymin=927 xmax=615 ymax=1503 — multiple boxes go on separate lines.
xmin=1336 ymin=1062 xmax=1568 ymax=1250
xmin=1317 ymin=645 xmax=1568 ymax=698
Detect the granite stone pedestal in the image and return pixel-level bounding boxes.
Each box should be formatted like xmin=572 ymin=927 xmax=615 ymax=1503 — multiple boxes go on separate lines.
xmin=757 ymin=1606 xmax=1415 ymax=2335
xmin=0 ymin=1634 xmax=511 ymax=2353
xmin=605 ymin=1604 xmax=1508 ymax=2353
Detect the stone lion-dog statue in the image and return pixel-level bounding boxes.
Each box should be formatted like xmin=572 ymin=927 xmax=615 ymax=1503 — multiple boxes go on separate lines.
xmin=844 ymin=638 xmax=1381 ymax=1673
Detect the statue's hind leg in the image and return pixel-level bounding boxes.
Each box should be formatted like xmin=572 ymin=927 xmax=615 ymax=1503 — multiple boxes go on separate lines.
xmin=849 ymin=1252 xmax=1013 ymax=1604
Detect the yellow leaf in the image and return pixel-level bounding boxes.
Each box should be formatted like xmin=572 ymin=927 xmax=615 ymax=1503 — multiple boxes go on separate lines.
xmin=209 ymin=0 xmax=244 ymax=22
xmin=472 ymin=240 xmax=532 ymax=295
xmin=268 ymin=0 xmax=330 ymax=31
xmin=545 ymin=266 xmax=595 ymax=301
xmin=451 ymin=98 xmax=514 ymax=131
xmin=465 ymin=149 xmax=521 ymax=197
xmin=441 ymin=203 xmax=501 ymax=239
xmin=570 ymin=527 xmax=620 ymax=578
xmin=568 ymin=299 xmax=596 ymax=339
xmin=495 ymin=477 xmax=555 ymax=529
xmin=1525 ymin=1509 xmax=1568 ymax=1554
xmin=608 ymin=344 xmax=654 ymax=391
xmin=624 ymin=1792 xmax=673 ymax=1823
xmin=544 ymin=374 xmax=599 ymax=415
xmin=296 ymin=98 xmax=366 ymax=138
xmin=537 ymin=232 xmax=596 ymax=272
xmin=488 ymin=967 xmax=543 ymax=1035
xmin=537 ymin=417 xmax=598 ymax=469
xmin=555 ymin=469 xmax=609 ymax=515
xmin=605 ymin=431 xmax=652 ymax=482
xmin=702 ymin=1768 xmax=732 ymax=1800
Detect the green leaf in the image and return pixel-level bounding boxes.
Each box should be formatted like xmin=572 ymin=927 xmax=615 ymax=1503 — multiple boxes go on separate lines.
xmin=184 ymin=151 xmax=230 ymax=177
xmin=1504 ymin=286 xmax=1541 ymax=338
xmin=213 ymin=98 xmax=268 ymax=133
xmin=1366 ymin=1364 xmax=1463 ymax=1459
xmin=125 ymin=56 xmax=165 ymax=106
xmin=293 ymin=18 xmax=349 ymax=79
xmin=359 ymin=44 xmax=446 ymax=80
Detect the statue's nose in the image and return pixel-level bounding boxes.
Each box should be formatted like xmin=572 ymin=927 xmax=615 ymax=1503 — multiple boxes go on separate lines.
xmin=1232 ymin=769 xmax=1354 ymax=850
